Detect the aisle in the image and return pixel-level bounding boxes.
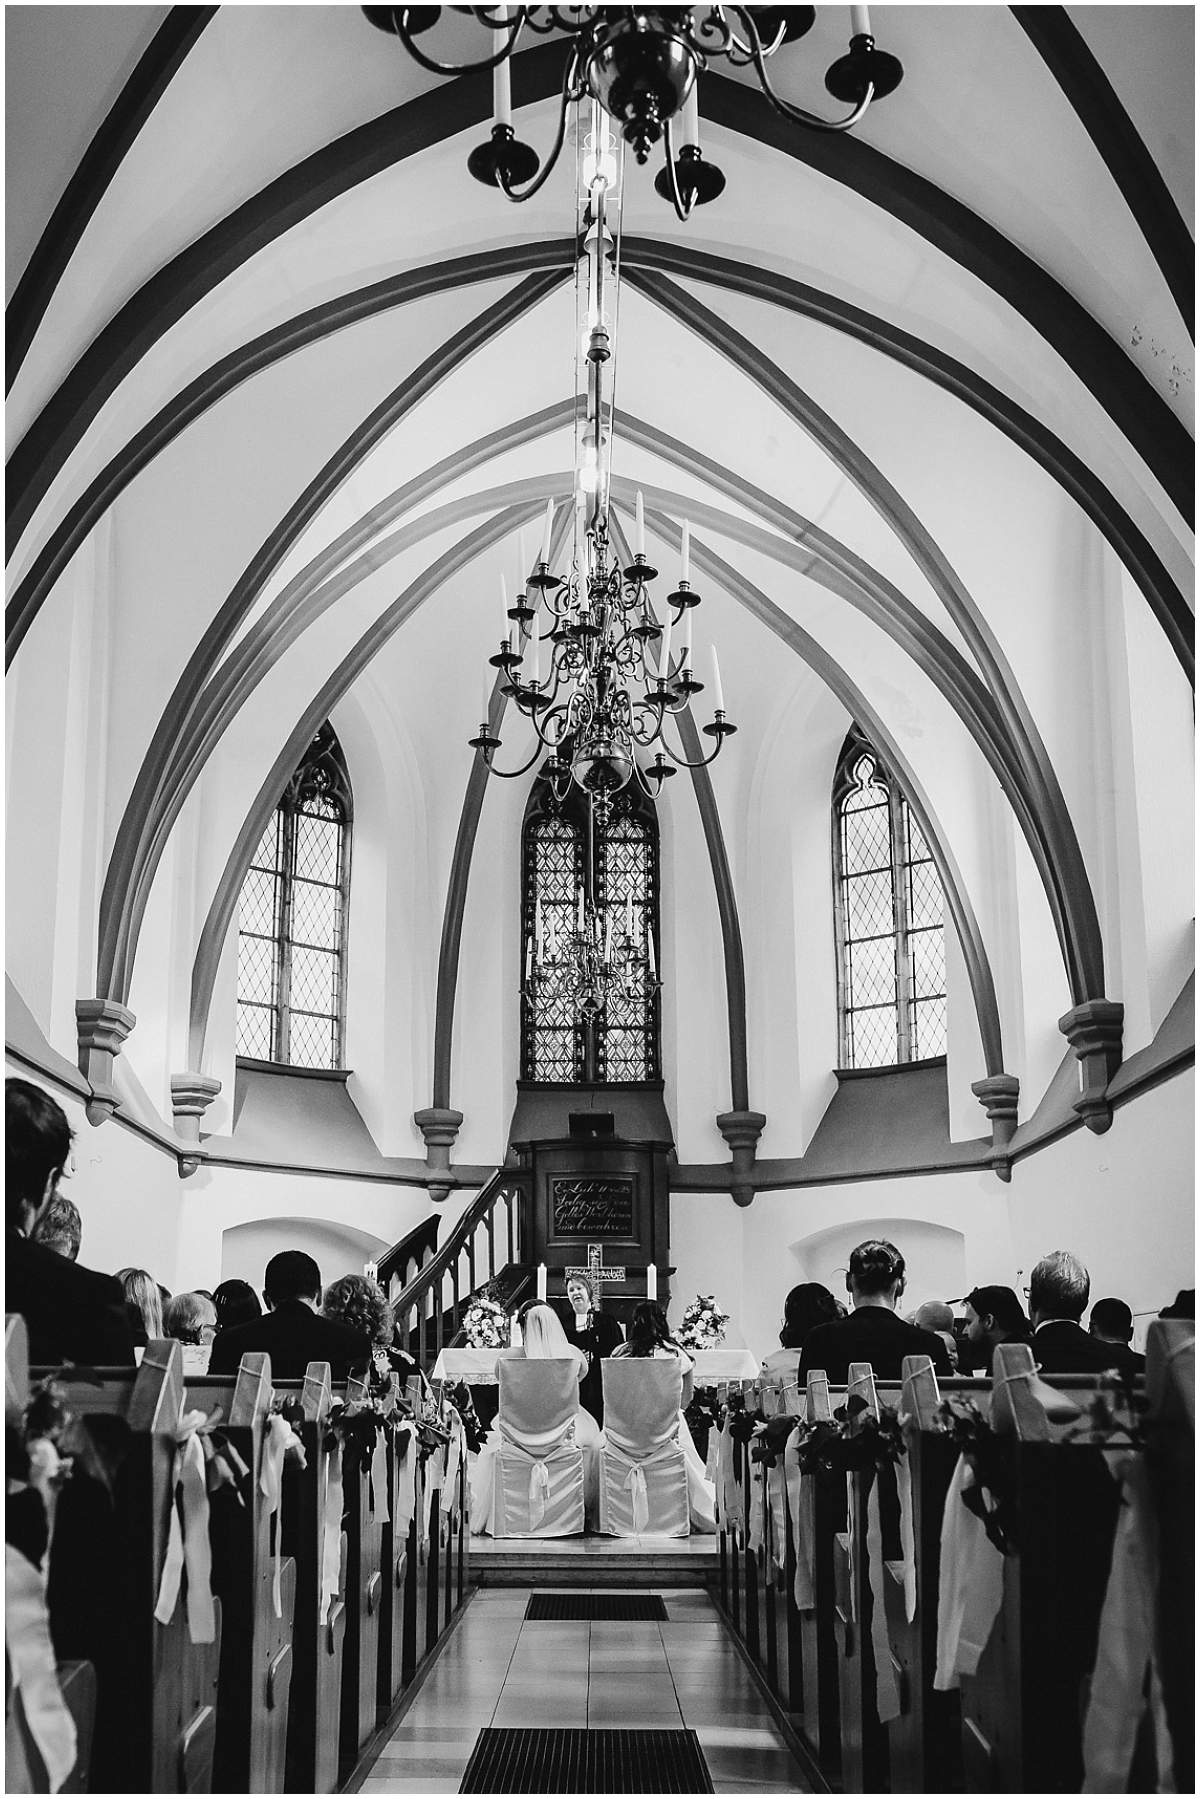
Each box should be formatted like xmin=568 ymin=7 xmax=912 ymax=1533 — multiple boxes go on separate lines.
xmin=352 ymin=1586 xmax=814 ymax=1794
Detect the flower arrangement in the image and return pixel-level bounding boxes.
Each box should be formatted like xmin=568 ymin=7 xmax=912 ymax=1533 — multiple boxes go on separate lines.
xmin=461 ymin=1289 xmax=510 ymax=1349
xmin=677 ymin=1293 xmax=730 ymax=1351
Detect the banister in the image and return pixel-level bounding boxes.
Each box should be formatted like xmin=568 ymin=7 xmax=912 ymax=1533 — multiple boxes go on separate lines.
xmin=390 ymin=1168 xmax=528 ymax=1357
xmin=376 ymin=1211 xmax=440 ymax=1290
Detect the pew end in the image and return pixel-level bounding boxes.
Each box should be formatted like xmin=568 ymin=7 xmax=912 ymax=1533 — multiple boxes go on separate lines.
xmin=805 ymin=1371 xmax=834 ymax=1421
xmin=899 ymin=1354 xmax=941 ymax=1428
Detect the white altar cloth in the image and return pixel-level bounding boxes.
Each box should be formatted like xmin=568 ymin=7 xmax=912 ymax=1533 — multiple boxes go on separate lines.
xmin=432 ymin=1345 xmax=758 ymax=1385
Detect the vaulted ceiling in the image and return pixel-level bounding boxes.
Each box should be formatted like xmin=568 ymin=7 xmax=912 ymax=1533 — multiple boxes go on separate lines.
xmin=6 ymin=6 xmax=1194 ymax=1145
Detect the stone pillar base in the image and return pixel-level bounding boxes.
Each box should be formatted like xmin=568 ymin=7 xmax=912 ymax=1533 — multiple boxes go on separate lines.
xmin=414 ymin=1106 xmax=464 ymax=1203
xmin=171 ymin=1073 xmax=222 ymax=1179
xmin=716 ymin=1109 xmax=767 ymax=1209
xmin=1058 ymin=1000 xmax=1124 ymax=1134
xmin=75 ymin=999 xmax=136 ymax=1125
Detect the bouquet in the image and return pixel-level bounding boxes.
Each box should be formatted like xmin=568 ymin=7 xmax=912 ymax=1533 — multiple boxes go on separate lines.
xmin=461 ymin=1289 xmax=509 ymax=1349
xmin=677 ymin=1293 xmax=730 ymax=1351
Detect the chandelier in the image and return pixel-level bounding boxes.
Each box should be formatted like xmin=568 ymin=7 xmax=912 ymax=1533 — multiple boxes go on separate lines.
xmin=524 ymin=868 xmax=658 ymax=1018
xmin=469 ymin=102 xmax=735 ymax=797
xmin=364 ymin=6 xmax=903 ymax=220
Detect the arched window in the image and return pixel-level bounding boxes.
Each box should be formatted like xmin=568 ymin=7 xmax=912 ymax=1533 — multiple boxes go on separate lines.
xmin=832 ymin=730 xmax=946 ymax=1069
xmin=521 ymin=778 xmax=660 ymax=1084
xmin=235 ymin=723 xmax=352 ymax=1069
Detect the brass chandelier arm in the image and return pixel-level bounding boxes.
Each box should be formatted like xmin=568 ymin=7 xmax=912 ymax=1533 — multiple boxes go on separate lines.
xmin=388 ymin=5 xmax=525 ymax=75
xmin=496 ymin=48 xmax=586 ymax=201
xmin=660 ymin=117 xmax=699 ymax=224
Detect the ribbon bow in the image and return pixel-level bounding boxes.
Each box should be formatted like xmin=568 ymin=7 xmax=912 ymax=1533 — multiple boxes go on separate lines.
xmin=259 ymin=1414 xmax=304 ymax=1618
xmin=6 ymin=1544 xmax=77 ymax=1791
xmin=627 ymin=1465 xmax=649 ymax=1535
xmin=154 ymin=1410 xmax=217 ymax=1643
xmin=528 ymin=1459 xmax=551 ymax=1530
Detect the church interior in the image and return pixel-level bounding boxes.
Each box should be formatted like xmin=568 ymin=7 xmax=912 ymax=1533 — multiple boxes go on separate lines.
xmin=5 ymin=4 xmax=1194 ymax=1795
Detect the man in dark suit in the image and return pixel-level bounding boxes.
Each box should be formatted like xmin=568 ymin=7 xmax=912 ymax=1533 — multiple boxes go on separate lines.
xmin=1088 ymin=1296 xmax=1146 ymax=1375
xmin=6 ymin=1078 xmax=134 ymax=1365
xmin=798 ymin=1239 xmax=952 ymax=1384
xmin=961 ymin=1284 xmax=1032 ymax=1373
xmin=1029 ymin=1251 xmax=1137 ymax=1374
xmin=208 ymin=1249 xmax=370 ymax=1380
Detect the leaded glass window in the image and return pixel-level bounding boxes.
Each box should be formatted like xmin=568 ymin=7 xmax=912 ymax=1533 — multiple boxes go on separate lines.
xmin=235 ymin=723 xmax=352 ymax=1069
xmin=833 ymin=731 xmax=947 ymax=1069
xmin=521 ymin=779 xmax=660 ymax=1083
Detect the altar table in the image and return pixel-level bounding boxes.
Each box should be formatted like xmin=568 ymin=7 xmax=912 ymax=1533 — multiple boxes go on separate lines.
xmin=431 ymin=1345 xmax=759 ymax=1385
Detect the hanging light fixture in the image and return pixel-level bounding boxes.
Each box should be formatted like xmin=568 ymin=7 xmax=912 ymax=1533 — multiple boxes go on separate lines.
xmin=363 ymin=6 xmax=902 ymax=221
xmin=524 ymin=857 xmax=659 ymax=1019
xmin=469 ymin=101 xmax=735 ymax=796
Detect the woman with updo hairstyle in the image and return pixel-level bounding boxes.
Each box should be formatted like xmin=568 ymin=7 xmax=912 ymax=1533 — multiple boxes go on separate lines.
xmin=761 ymin=1283 xmax=840 ymax=1383
xmin=323 ymin=1273 xmax=418 ymax=1385
xmin=797 ymin=1238 xmax=953 ymax=1383
xmin=213 ymin=1278 xmax=261 ymax=1334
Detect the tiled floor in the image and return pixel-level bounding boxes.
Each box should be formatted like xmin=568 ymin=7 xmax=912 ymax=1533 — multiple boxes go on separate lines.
xmin=358 ymin=1586 xmax=813 ymax=1794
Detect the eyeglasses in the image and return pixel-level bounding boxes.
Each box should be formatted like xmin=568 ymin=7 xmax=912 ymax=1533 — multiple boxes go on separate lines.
xmin=184 ymin=1323 xmax=218 ymax=1344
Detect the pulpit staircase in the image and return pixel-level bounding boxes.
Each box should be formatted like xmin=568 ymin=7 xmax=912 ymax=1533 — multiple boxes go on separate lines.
xmin=377 ymin=1168 xmax=533 ymax=1364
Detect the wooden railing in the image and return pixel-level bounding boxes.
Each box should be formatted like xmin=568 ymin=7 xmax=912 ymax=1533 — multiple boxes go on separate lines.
xmin=387 ymin=1168 xmax=530 ymax=1361
xmin=375 ymin=1211 xmax=439 ymax=1294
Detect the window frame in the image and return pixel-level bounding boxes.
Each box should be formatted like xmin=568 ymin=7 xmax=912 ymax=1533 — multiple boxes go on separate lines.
xmin=831 ymin=730 xmax=946 ymax=1071
xmin=235 ymin=723 xmax=353 ymax=1070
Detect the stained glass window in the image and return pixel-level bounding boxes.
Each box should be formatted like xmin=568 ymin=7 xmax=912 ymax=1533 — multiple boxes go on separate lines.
xmin=833 ymin=731 xmax=946 ymax=1069
xmin=521 ymin=778 xmax=660 ymax=1083
xmin=235 ymin=723 xmax=352 ymax=1069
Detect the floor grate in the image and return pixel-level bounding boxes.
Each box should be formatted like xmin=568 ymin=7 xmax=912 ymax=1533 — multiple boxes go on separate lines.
xmin=524 ymin=1593 xmax=668 ymax=1622
xmin=460 ymin=1727 xmax=714 ymax=1793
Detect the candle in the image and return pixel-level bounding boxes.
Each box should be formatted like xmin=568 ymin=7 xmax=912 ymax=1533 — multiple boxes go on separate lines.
xmin=481 ymin=667 xmax=491 ymax=727
xmin=681 ymin=598 xmax=693 ymax=670
xmin=577 ymin=889 xmax=585 ymax=931
xmin=647 ymin=932 xmax=656 ymax=978
xmin=851 ymin=4 xmax=871 ymax=35
xmin=493 ymin=5 xmax=512 ymax=125
xmin=626 ymin=889 xmax=634 ymax=937
xmin=680 ymin=519 xmax=691 ymax=584
xmin=647 ymin=1263 xmax=657 ymax=1302
xmin=635 ymin=490 xmax=645 ymax=557
xmin=525 ymin=937 xmax=533 ymax=981
xmin=500 ymin=571 xmax=508 ymax=627
xmin=682 ymin=82 xmax=699 ymax=151
xmin=540 ymin=497 xmax=554 ymax=564
xmin=530 ymin=622 xmax=541 ymax=685
xmin=710 ymin=644 xmax=725 ymax=713
xmin=604 ymin=915 xmax=613 ymax=960
xmin=537 ymin=1263 xmax=547 ymax=1301
xmin=536 ymin=898 xmax=544 ymax=959
xmin=510 ymin=1313 xmax=521 ymax=1348
xmin=659 ymin=609 xmax=673 ymax=682
xmin=517 ymin=527 xmax=526 ymax=590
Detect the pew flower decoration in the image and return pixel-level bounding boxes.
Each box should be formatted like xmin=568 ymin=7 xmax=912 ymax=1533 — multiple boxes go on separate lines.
xmin=461 ymin=1289 xmax=509 ymax=1349
xmin=444 ymin=1380 xmax=486 ymax=1455
xmin=326 ymin=1390 xmax=412 ymax=1464
xmin=749 ymin=1414 xmax=800 ymax=1468
xmin=793 ymin=1395 xmax=907 ymax=1478
xmin=938 ymin=1399 xmax=1018 ymax=1555
xmin=678 ymin=1294 xmax=730 ymax=1351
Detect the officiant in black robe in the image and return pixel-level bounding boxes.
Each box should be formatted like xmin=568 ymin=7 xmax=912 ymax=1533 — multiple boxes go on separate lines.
xmin=558 ymin=1273 xmax=624 ymax=1423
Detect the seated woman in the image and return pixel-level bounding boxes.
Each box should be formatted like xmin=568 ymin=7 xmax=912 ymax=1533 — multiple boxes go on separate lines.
xmin=610 ymin=1303 xmax=717 ymax=1533
xmin=469 ymin=1302 xmax=601 ymax=1535
xmin=761 ymin=1282 xmax=840 ymax=1386
xmin=323 ymin=1273 xmax=421 ymax=1391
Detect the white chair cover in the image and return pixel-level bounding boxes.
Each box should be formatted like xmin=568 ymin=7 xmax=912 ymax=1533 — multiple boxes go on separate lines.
xmin=598 ymin=1359 xmax=689 ymax=1537
xmin=492 ymin=1359 xmax=585 ymax=1538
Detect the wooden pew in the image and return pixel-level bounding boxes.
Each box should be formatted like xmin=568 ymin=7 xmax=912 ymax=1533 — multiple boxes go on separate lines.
xmin=957 ymin=1344 xmax=1124 ymax=1792
xmin=881 ymin=1357 xmax=982 ymax=1793
xmin=185 ymin=1356 xmax=296 ymax=1792
xmin=277 ymin=1363 xmax=346 ymax=1796
xmin=5 ymin=1315 xmax=97 ymax=1794
xmin=401 ymin=1445 xmax=426 ymax=1685
xmin=831 ymin=1363 xmax=890 ymax=1793
xmin=35 ymin=1340 xmax=222 ymax=1792
xmin=376 ymin=1414 xmax=413 ymax=1724
xmin=336 ymin=1370 xmax=388 ymax=1779
xmin=796 ymin=1372 xmax=842 ymax=1783
xmin=1145 ymin=1318 xmax=1193 ymax=1794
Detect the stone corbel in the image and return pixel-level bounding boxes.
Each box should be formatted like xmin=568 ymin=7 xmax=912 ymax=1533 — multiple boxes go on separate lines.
xmin=1058 ymin=999 xmax=1124 ymax=1134
xmin=716 ymin=1109 xmax=767 ymax=1208
xmin=170 ymin=1073 xmax=222 ymax=1179
xmin=75 ymin=999 xmax=135 ymax=1126
xmin=414 ymin=1107 xmax=464 ymax=1203
xmin=970 ymin=1073 xmax=1020 ymax=1181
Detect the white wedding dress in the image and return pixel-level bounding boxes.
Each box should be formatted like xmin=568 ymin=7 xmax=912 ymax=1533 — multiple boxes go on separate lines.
xmin=468 ymin=1345 xmax=601 ymax=1534
xmin=608 ymin=1345 xmax=716 ymax=1533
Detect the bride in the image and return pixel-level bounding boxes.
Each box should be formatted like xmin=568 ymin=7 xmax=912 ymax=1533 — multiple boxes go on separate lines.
xmin=610 ymin=1302 xmax=717 ymax=1533
xmin=468 ymin=1302 xmax=602 ymax=1534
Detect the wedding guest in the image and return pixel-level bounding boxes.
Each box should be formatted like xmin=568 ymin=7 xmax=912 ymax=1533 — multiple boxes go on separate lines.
xmin=799 ymin=1240 xmax=952 ymax=1383
xmin=961 ymin=1284 xmax=1030 ymax=1373
xmin=6 ymin=1077 xmax=133 ymax=1365
xmin=1160 ymin=1290 xmax=1194 ymax=1319
xmin=323 ymin=1273 xmax=419 ymax=1386
xmin=163 ymin=1291 xmax=218 ymax=1345
xmin=761 ymin=1283 xmax=839 ymax=1383
xmin=209 ymin=1250 xmax=370 ymax=1380
xmin=116 ymin=1267 xmax=164 ymax=1346
xmin=1089 ymin=1297 xmax=1146 ymax=1375
xmin=1029 ymin=1251 xmax=1135 ymax=1374
xmin=31 ymin=1194 xmax=81 ymax=1263
xmin=561 ymin=1271 xmax=624 ymax=1424
xmin=913 ymin=1300 xmax=960 ymax=1371
xmin=611 ymin=1302 xmax=717 ymax=1532
xmin=213 ymin=1278 xmax=262 ymax=1333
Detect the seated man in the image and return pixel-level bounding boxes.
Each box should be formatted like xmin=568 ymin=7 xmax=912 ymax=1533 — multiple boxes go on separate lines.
xmin=1089 ymin=1296 xmax=1146 ymax=1375
xmin=208 ymin=1249 xmax=370 ymax=1380
xmin=5 ymin=1077 xmax=133 ymax=1365
xmin=961 ymin=1284 xmax=1031 ymax=1373
xmin=799 ymin=1240 xmax=952 ymax=1384
xmin=1029 ymin=1251 xmax=1135 ymax=1374
xmin=31 ymin=1193 xmax=82 ymax=1263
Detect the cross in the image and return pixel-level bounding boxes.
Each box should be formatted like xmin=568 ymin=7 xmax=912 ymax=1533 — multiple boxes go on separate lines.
xmin=565 ymin=1242 xmax=626 ymax=1286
